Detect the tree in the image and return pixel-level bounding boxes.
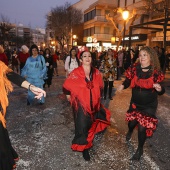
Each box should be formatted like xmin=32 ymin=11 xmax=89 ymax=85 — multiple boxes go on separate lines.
xmin=46 ymin=2 xmax=83 ymax=52
xmin=0 ymin=14 xmax=14 ymax=47
xmin=106 ymin=8 xmax=138 ymax=51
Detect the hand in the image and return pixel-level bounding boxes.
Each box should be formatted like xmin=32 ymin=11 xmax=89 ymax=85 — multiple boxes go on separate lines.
xmin=30 ymin=86 xmax=46 ymax=99
xmin=153 ymin=83 xmax=162 ymax=92
xmin=66 ymin=95 xmax=71 ymax=102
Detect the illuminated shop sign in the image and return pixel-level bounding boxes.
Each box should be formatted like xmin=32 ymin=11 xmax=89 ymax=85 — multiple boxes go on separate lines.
xmin=124 ymin=36 xmax=139 ymax=40
xmin=117 ymin=34 xmax=147 ymax=41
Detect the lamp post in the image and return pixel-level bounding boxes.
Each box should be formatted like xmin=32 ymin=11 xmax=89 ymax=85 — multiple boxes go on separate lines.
xmin=122 ymin=8 xmax=129 ymax=48
xmin=72 ymin=35 xmax=77 ymax=47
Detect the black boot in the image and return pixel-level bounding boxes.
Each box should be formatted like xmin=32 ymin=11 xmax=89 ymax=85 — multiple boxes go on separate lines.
xmin=131 ymin=147 xmax=143 ymax=160
xmin=126 ymin=131 xmax=133 ymax=141
xmin=82 ymin=149 xmax=90 ymax=161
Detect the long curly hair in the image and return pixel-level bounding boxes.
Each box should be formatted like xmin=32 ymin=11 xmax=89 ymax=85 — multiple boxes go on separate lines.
xmin=69 ymin=48 xmax=79 ymax=68
xmin=139 ymin=46 xmax=160 ymax=72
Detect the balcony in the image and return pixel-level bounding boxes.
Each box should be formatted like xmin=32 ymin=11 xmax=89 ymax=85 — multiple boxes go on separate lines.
xmin=94 ymin=16 xmax=107 ymax=22
xmin=83 ymin=34 xmax=113 ymax=42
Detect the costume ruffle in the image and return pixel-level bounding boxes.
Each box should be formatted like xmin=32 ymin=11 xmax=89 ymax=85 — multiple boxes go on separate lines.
xmin=71 ymin=105 xmax=110 ymax=151
xmin=126 ymin=111 xmax=158 ymax=137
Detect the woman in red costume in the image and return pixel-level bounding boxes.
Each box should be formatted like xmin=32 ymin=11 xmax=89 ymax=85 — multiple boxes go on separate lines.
xmin=63 ymin=51 xmax=110 ymax=161
xmin=0 ymin=60 xmax=46 ymax=169
xmin=117 ymin=46 xmax=165 ymax=160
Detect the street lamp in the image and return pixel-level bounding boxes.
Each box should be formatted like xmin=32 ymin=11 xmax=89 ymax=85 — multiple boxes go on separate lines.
xmin=72 ymin=35 xmax=77 ymax=47
xmin=122 ymin=8 xmax=129 ymax=48
xmin=111 ymin=37 xmax=116 ymax=44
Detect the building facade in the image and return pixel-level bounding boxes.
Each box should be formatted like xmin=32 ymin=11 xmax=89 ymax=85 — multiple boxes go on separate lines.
xmin=71 ymin=0 xmax=170 ymax=51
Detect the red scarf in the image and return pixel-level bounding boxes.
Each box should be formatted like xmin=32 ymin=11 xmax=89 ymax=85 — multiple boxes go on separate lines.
xmin=125 ymin=64 xmax=164 ymax=89
xmin=63 ymin=66 xmax=103 ymax=114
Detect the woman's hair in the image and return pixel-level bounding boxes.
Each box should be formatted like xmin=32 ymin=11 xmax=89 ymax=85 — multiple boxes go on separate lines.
xmin=140 ymin=46 xmax=160 ymax=71
xmin=80 ymin=51 xmax=91 ymax=58
xmin=21 ymin=45 xmax=29 ymax=53
xmin=29 ymin=44 xmax=39 ymax=56
xmin=44 ymin=48 xmax=51 ymax=57
xmin=69 ymin=48 xmax=79 ymax=68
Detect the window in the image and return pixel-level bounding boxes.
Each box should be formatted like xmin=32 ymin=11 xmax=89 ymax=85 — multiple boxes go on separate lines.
xmin=95 ymin=26 xmax=100 ymax=34
xmin=92 ymin=9 xmax=96 ymax=18
xmin=90 ymin=27 xmax=94 ymax=35
xmin=104 ymin=27 xmax=110 ymax=34
xmin=84 ymin=10 xmax=96 ymax=22
xmin=87 ymin=12 xmax=91 ymax=21
xmin=105 ymin=10 xmax=110 ymax=15
xmin=84 ymin=14 xmax=87 ymax=22
xmin=96 ymin=9 xmax=101 ymax=16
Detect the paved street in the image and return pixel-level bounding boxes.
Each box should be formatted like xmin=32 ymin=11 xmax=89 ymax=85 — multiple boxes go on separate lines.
xmin=7 ymin=62 xmax=170 ymax=170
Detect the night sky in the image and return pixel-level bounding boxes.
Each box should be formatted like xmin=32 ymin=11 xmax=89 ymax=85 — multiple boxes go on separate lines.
xmin=0 ymin=0 xmax=79 ymax=29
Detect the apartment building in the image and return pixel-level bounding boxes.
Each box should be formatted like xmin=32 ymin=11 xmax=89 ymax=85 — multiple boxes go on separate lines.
xmin=8 ymin=23 xmax=45 ymax=48
xmin=119 ymin=0 xmax=170 ymax=49
xmin=72 ymin=0 xmax=170 ymax=50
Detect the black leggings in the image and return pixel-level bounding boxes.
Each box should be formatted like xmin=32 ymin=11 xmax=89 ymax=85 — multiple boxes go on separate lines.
xmin=104 ymin=81 xmax=113 ymax=98
xmin=128 ymin=120 xmax=146 ymax=149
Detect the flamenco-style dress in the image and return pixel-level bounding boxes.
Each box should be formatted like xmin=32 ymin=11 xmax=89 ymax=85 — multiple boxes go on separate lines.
xmin=63 ymin=66 xmax=110 ymax=151
xmin=123 ymin=64 xmax=165 ymax=137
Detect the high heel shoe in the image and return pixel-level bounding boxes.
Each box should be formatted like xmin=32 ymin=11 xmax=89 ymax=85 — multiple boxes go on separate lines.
xmin=131 ymin=147 xmax=143 ymax=160
xmin=82 ymin=149 xmax=90 ymax=161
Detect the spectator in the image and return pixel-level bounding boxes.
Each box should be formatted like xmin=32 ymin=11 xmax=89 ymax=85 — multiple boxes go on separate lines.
xmin=18 ymin=45 xmax=29 ymax=74
xmin=64 ymin=48 xmax=80 ymax=77
xmin=21 ymin=44 xmax=47 ymax=105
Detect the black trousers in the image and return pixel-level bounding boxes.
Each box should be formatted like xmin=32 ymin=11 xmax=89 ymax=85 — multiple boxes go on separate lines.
xmin=104 ymin=81 xmax=113 ymax=98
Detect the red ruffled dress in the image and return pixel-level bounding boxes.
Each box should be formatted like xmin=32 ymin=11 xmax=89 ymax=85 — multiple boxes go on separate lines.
xmin=63 ymin=66 xmax=110 ymax=151
xmin=123 ymin=64 xmax=165 ymax=137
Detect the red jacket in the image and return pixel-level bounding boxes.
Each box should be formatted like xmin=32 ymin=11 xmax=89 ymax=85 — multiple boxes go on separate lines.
xmin=18 ymin=52 xmax=29 ymax=63
xmin=0 ymin=53 xmax=8 ymax=65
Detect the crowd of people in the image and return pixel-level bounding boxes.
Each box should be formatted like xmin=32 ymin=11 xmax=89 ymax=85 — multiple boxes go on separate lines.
xmin=0 ymin=43 xmax=168 ymax=169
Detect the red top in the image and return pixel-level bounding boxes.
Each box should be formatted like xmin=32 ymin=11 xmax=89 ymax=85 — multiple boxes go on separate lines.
xmin=18 ymin=52 xmax=29 ymax=63
xmin=52 ymin=54 xmax=59 ymax=62
xmin=0 ymin=53 xmax=8 ymax=65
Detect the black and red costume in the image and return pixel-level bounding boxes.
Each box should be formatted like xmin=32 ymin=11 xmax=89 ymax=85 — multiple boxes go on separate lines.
xmin=123 ymin=64 xmax=165 ymax=137
xmin=63 ymin=66 xmax=110 ymax=151
xmin=0 ymin=61 xmax=25 ymax=169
